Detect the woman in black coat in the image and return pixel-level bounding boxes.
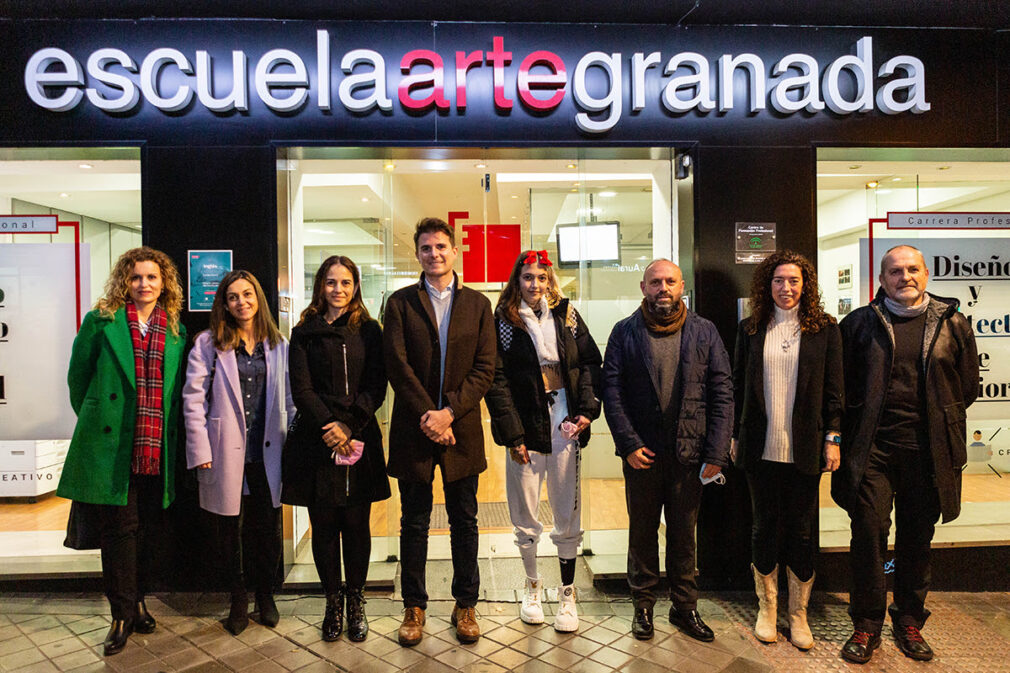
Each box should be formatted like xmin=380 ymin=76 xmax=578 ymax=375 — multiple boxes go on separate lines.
xmin=283 ymin=255 xmax=390 ymax=642
xmin=484 ymin=250 xmax=602 ymax=633
xmin=731 ymin=250 xmax=843 ymax=650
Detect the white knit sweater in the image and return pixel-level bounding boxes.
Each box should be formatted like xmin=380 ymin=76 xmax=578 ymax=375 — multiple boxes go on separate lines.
xmin=762 ymin=305 xmax=801 ymax=463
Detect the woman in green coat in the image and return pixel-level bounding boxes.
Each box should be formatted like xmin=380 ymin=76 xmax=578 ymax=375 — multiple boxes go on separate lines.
xmin=57 ymin=247 xmax=186 ymax=657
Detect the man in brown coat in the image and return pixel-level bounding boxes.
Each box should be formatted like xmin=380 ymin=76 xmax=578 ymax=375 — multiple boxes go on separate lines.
xmin=383 ymin=217 xmax=496 ymax=646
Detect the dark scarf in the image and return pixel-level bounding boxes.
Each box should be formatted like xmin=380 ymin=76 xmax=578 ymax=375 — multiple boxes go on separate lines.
xmin=640 ymin=297 xmax=687 ymax=335
xmin=126 ymin=302 xmax=167 ymax=476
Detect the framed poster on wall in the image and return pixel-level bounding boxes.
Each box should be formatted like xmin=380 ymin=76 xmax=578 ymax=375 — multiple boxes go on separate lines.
xmin=188 ymin=250 xmax=232 ymax=312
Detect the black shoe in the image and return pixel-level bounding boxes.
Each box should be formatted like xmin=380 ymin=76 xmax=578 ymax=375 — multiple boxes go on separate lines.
xmin=345 ymin=586 xmax=368 ymax=642
xmin=894 ymin=624 xmax=934 ymax=661
xmin=669 ymin=608 xmax=715 ymax=642
xmin=103 ymin=619 xmax=133 ymax=656
xmin=256 ymin=592 xmax=279 ymax=627
xmin=841 ymin=630 xmax=881 ymax=664
xmin=322 ymin=587 xmax=344 ymax=642
xmin=632 ymin=606 xmax=654 ymax=640
xmin=134 ymin=599 xmax=156 ymax=634
xmin=226 ymin=592 xmax=249 ymax=636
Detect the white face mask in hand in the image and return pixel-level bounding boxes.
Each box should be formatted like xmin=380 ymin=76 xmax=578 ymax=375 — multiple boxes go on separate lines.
xmin=699 ymin=463 xmax=726 ymax=486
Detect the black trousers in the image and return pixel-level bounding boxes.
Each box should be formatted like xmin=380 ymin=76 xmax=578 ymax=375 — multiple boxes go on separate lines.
xmin=307 ymin=502 xmax=372 ymax=594
xmin=746 ymin=460 xmax=821 ymax=581
xmin=216 ymin=461 xmax=282 ymax=595
xmin=97 ymin=473 xmax=165 ymax=620
xmin=399 ymin=471 xmax=480 ymax=609
xmin=848 ymin=442 xmax=940 ymax=632
xmin=623 ymin=451 xmax=702 ymax=610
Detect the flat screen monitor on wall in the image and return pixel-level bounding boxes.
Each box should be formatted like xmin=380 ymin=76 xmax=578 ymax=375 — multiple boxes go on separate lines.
xmin=556 ymin=221 xmax=621 ymax=268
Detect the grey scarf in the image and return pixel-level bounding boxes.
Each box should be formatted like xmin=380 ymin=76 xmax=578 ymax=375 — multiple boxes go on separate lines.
xmin=883 ymin=293 xmax=930 ymax=318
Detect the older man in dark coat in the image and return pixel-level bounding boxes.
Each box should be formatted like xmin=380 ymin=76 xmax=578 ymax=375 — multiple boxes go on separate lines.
xmin=383 ymin=217 xmax=496 ymax=647
xmin=833 ymin=245 xmax=978 ymax=664
xmin=602 ymin=259 xmax=733 ymax=642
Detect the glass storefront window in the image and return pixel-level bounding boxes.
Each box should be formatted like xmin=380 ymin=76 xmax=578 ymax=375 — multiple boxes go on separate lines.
xmin=817 ymin=148 xmax=1010 ymax=549
xmin=0 ymin=147 xmax=142 ymax=576
xmin=278 ymin=147 xmax=689 ymax=573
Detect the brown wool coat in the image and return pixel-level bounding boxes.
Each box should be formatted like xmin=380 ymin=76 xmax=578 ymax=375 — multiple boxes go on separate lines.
xmin=383 ymin=275 xmax=496 ymax=484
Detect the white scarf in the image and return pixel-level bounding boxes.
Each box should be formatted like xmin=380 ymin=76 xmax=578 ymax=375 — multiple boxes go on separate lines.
xmin=518 ymin=298 xmax=560 ymax=364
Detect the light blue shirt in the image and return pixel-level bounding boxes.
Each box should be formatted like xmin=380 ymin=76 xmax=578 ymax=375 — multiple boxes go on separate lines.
xmin=424 ymin=275 xmax=455 ymax=405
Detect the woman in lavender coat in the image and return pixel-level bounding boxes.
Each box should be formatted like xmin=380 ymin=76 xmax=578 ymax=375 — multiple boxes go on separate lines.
xmin=183 ymin=270 xmax=296 ymax=636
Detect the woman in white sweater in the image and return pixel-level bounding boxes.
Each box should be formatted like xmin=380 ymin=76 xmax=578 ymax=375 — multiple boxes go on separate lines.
xmin=731 ymin=251 xmax=843 ymax=650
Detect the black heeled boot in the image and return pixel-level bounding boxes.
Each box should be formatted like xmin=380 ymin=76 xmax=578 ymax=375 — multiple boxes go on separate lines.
xmin=226 ymin=591 xmax=249 ymax=635
xmin=345 ymin=586 xmax=368 ymax=642
xmin=256 ymin=591 xmax=279 ymax=627
xmin=134 ymin=599 xmax=156 ymax=634
xmin=321 ymin=585 xmax=344 ymax=642
xmin=103 ymin=618 xmax=133 ymax=656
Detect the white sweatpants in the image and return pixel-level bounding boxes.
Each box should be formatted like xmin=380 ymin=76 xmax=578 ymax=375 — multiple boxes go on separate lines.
xmin=506 ymin=388 xmax=583 ymax=560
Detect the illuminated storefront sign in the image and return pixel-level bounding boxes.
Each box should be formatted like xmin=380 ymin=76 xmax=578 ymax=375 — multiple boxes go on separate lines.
xmin=24 ymin=33 xmax=928 ymax=134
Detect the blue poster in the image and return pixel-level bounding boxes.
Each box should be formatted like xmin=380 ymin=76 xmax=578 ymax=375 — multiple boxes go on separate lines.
xmin=188 ymin=250 xmax=233 ymax=312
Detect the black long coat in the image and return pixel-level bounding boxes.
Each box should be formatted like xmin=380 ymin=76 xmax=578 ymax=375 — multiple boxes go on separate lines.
xmin=830 ymin=291 xmax=978 ymax=522
xmin=485 ymin=299 xmax=602 ymax=453
xmin=382 ymin=275 xmax=496 ymax=484
xmin=281 ymin=313 xmax=390 ymax=507
xmin=731 ymin=317 xmax=843 ymax=476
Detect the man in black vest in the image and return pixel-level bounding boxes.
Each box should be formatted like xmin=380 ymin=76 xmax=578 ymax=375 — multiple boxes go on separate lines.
xmin=833 ymin=245 xmax=978 ymax=663
xmin=602 ymin=259 xmax=733 ymax=642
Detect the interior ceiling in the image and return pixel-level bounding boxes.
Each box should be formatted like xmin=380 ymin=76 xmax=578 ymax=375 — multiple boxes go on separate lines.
xmin=816 ymin=161 xmax=1010 ymax=207
xmin=6 ymin=0 xmax=1008 ymax=28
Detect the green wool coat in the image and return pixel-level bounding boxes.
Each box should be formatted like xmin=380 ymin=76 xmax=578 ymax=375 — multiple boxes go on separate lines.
xmin=57 ymin=307 xmax=186 ymax=508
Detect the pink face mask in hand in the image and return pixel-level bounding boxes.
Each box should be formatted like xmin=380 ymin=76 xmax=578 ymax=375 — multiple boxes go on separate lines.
xmin=333 ymin=439 xmax=364 ymax=465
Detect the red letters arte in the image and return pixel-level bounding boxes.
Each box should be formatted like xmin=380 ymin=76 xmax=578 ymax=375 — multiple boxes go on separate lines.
xmin=399 ymin=37 xmax=566 ymax=113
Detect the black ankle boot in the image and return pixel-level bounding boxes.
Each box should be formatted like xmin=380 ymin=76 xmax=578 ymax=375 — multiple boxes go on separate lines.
xmin=345 ymin=586 xmax=368 ymax=642
xmin=256 ymin=591 xmax=279 ymax=627
xmin=321 ymin=586 xmax=344 ymax=641
xmin=226 ymin=591 xmax=249 ymax=635
xmin=103 ymin=618 xmax=133 ymax=656
xmin=134 ymin=599 xmax=156 ymax=634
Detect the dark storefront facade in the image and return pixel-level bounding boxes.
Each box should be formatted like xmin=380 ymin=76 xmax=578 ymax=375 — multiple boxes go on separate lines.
xmin=2 ymin=2 xmax=1009 ymax=591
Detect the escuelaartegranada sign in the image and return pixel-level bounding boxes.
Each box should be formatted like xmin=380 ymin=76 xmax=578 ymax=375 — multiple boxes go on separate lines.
xmin=25 ymin=33 xmax=927 ymax=134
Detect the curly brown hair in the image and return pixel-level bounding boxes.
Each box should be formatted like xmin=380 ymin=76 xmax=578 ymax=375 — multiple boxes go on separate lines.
xmin=745 ymin=250 xmax=835 ymax=335
xmin=96 ymin=246 xmax=183 ymax=336
xmin=495 ymin=250 xmax=564 ymax=327
xmin=298 ymin=255 xmax=371 ymax=330
xmin=209 ymin=270 xmax=282 ymax=351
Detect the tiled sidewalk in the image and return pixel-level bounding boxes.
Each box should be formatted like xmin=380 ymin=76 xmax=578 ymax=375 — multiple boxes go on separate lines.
xmin=1 ymin=590 xmax=1008 ymax=673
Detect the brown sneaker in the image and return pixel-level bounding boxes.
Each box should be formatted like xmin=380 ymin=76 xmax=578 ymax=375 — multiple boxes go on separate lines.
xmin=397 ymin=607 xmax=425 ymax=646
xmin=451 ymin=603 xmax=480 ymax=643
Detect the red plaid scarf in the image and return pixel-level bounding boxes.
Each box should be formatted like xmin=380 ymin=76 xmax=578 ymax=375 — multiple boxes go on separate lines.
xmin=126 ymin=302 xmax=167 ymax=476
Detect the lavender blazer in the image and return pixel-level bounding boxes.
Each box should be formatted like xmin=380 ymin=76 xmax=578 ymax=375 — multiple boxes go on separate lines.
xmin=183 ymin=330 xmax=296 ymax=516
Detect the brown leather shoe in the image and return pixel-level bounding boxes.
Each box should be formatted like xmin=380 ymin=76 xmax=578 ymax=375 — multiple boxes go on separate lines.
xmin=451 ymin=603 xmax=480 ymax=643
xmin=397 ymin=607 xmax=425 ymax=646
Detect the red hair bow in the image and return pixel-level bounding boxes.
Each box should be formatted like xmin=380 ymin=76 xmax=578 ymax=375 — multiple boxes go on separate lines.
xmin=523 ymin=250 xmax=553 ymax=267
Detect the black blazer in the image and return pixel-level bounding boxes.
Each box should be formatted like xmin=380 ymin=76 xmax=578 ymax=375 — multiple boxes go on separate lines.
xmin=732 ymin=317 xmax=843 ymax=476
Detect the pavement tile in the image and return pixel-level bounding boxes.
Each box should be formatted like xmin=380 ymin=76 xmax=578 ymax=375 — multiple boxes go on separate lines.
xmin=434 ymin=645 xmax=480 ymax=669
xmin=578 ymin=625 xmax=623 ymax=646
xmin=218 ymin=645 xmax=268 ymax=670
xmin=100 ymin=644 xmax=157 ymax=672
xmin=161 ymin=646 xmax=213 ymax=670
xmin=618 ymin=658 xmax=669 ymax=673
xmin=380 ymin=644 xmax=426 ymax=669
xmin=608 ymin=634 xmax=654 ymax=657
xmin=235 ymin=625 xmax=279 ymax=647
xmin=51 ymin=649 xmax=100 ymax=672
xmin=349 ymin=658 xmax=400 ymax=673
xmin=18 ymin=616 xmax=63 ymax=634
xmin=482 ymin=626 xmax=526 ymax=647
xmin=586 ymin=644 xmax=633 ymax=669
xmin=512 ymin=660 xmax=563 ymax=673
xmin=39 ymin=637 xmax=86 ymax=659
xmin=0 ymin=625 xmax=24 ymax=642
xmin=410 ymin=634 xmax=455 ymax=657
xmin=272 ymin=647 xmax=319 ymax=671
xmin=403 ymin=659 xmax=456 ymax=673
xmin=74 ymin=630 xmax=107 ymax=648
xmin=288 ymin=660 xmax=338 ymax=673
xmin=7 ymin=660 xmax=58 ymax=673
xmin=538 ymin=646 xmax=584 ymax=669
xmin=0 ymin=636 xmax=37 ymax=657
xmin=485 ymin=647 xmax=531 ymax=670
xmin=368 ymin=617 xmax=401 ymax=637
xmin=242 ymin=661 xmax=286 ymax=673
xmin=357 ymin=634 xmax=401 ymax=658
xmin=254 ymin=637 xmax=301 ymax=659
xmin=183 ymin=662 xmax=232 ymax=673
xmin=62 ymin=662 xmax=115 ymax=673
xmin=1 ymin=645 xmax=47 ymax=672
xmin=26 ymin=627 xmax=74 ymax=647
xmin=568 ymin=658 xmax=613 ymax=673
xmin=64 ymin=619 xmax=109 ymax=637
xmin=557 ymin=635 xmax=603 ymax=657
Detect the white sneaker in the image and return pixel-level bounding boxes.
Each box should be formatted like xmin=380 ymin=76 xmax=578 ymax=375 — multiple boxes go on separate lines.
xmin=554 ymin=584 xmax=578 ymax=632
xmin=520 ymin=577 xmax=545 ymax=624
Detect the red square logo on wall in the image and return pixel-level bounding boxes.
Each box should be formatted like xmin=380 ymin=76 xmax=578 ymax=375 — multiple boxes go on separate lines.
xmin=450 ymin=212 xmax=521 ymax=283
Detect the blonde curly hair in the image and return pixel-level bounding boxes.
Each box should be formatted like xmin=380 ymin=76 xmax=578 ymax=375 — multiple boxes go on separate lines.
xmin=96 ymin=247 xmax=184 ymax=336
